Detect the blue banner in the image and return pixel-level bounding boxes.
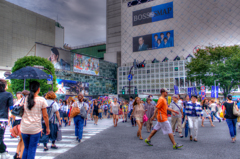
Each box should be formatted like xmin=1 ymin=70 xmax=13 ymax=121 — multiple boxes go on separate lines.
xmin=133 ymin=2 xmax=173 ymax=26
xmin=193 ymin=87 xmax=197 ymax=96
xmin=174 ymin=85 xmax=179 ymax=94
xmin=211 ymin=86 xmax=215 ymax=98
xmin=211 ymin=86 xmax=219 ymax=98
xmin=188 ymin=88 xmax=191 ymax=99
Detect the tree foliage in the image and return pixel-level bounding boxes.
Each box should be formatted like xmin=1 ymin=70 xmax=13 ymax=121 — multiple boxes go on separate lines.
xmin=11 ymin=56 xmax=58 ymax=96
xmin=186 ymin=45 xmax=240 ymax=99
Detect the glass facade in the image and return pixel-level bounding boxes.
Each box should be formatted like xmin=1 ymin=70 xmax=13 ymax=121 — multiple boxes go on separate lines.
xmin=118 ymin=60 xmax=200 ymax=95
xmin=55 ymin=52 xmax=117 ymax=97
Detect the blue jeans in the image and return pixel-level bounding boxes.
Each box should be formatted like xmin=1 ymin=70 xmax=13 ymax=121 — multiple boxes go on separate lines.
xmin=211 ymin=111 xmax=220 ymax=121
xmin=74 ymin=115 xmax=84 ymax=140
xmin=226 ymin=118 xmax=237 ymax=138
xmin=22 ymin=132 xmax=41 ymax=159
xmin=99 ymin=113 xmax=102 ymax=119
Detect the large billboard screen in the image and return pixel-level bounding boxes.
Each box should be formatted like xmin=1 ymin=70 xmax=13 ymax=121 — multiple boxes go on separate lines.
xmin=133 ymin=2 xmax=173 ymax=26
xmin=133 ymin=30 xmax=174 ymax=52
xmin=36 ymin=43 xmax=71 ymax=71
xmin=73 ymin=54 xmax=99 ymax=76
xmin=56 ymin=79 xmax=89 ymax=96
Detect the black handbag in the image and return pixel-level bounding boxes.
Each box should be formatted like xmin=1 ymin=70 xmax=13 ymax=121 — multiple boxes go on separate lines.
xmin=11 ymin=98 xmax=25 ymax=117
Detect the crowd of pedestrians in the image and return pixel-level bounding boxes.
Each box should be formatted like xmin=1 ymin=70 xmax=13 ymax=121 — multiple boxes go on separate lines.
xmin=0 ymin=77 xmax=239 ymax=158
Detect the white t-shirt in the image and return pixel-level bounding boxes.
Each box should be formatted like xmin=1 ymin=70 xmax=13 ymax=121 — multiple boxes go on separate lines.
xmin=210 ymin=103 xmax=217 ymax=112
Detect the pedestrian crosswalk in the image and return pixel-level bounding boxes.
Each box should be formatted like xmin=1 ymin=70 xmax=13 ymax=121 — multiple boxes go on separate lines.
xmin=3 ymin=119 xmax=114 ymax=159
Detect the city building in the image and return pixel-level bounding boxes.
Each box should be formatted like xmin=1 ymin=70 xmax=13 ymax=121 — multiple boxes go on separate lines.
xmin=107 ymin=0 xmax=240 ymax=95
xmin=0 ymin=0 xmax=64 ymax=77
xmin=71 ymin=42 xmax=106 ymax=59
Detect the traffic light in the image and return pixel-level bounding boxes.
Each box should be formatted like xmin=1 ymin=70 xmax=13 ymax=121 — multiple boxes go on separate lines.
xmin=122 ymin=87 xmax=125 ymax=95
xmin=137 ymin=61 xmax=145 ymax=68
xmin=134 ymin=87 xmax=138 ymax=94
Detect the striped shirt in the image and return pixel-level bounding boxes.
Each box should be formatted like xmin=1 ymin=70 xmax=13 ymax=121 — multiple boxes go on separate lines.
xmin=21 ymin=97 xmax=47 ymax=135
xmin=185 ymin=101 xmax=203 ymax=117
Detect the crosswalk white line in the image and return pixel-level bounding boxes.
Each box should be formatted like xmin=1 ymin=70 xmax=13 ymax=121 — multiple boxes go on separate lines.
xmin=3 ymin=119 xmax=114 ymax=159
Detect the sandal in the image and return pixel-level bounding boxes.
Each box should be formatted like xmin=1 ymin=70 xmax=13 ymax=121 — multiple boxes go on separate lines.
xmin=211 ymin=125 xmax=215 ymax=127
xmin=44 ymin=147 xmax=49 ymax=151
xmin=139 ymin=136 xmax=143 ymax=140
xmin=194 ymin=139 xmax=198 ymax=142
xmin=201 ymin=125 xmax=204 ymax=127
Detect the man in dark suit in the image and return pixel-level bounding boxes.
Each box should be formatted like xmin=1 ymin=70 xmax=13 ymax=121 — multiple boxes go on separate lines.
xmin=167 ymin=32 xmax=173 ymax=47
xmin=138 ymin=37 xmax=148 ymax=51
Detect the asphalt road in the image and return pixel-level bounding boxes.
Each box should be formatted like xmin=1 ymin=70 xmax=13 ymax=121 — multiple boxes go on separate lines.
xmin=55 ymin=119 xmax=240 ymax=159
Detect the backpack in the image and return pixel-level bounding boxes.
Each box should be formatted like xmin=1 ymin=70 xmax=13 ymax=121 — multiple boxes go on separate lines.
xmin=42 ymin=102 xmax=54 ymax=123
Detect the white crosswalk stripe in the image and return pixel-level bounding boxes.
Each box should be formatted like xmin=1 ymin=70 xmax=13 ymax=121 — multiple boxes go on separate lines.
xmin=2 ymin=119 xmax=114 ymax=159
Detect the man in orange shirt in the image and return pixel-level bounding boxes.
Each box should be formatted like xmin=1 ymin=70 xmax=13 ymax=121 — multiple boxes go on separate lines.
xmin=145 ymin=88 xmax=183 ymax=149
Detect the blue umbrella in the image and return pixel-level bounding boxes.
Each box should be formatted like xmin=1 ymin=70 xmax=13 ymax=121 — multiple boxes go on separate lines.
xmin=185 ymin=120 xmax=189 ymax=137
xmin=6 ymin=66 xmax=49 ymax=89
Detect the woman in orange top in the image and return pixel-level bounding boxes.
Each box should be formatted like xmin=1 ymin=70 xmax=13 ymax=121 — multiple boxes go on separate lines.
xmin=131 ymin=97 xmax=145 ymax=140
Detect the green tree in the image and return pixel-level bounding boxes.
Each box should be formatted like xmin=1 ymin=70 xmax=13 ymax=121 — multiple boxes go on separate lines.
xmin=6 ymin=80 xmax=16 ymax=98
xmin=186 ymin=45 xmax=240 ymax=99
xmin=11 ymin=56 xmax=58 ymax=96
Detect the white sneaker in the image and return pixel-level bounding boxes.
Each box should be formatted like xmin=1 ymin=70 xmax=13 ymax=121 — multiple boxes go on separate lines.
xmin=1 ymin=152 xmax=10 ymax=159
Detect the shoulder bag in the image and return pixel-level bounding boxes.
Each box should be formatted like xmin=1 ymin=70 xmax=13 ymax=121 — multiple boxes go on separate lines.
xmin=70 ymin=102 xmax=80 ymax=118
xmin=11 ymin=98 xmax=25 ymax=117
xmin=233 ymin=102 xmax=240 ymax=117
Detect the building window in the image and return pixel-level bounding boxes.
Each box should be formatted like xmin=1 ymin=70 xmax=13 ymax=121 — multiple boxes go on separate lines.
xmin=123 ymin=72 xmax=126 ymax=75
xmin=147 ymin=70 xmax=150 ymax=74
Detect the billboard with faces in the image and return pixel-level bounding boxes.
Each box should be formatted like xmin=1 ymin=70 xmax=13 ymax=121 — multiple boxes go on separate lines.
xmin=35 ymin=43 xmax=71 ymax=71
xmin=56 ymin=79 xmax=89 ymax=96
xmin=133 ymin=30 xmax=174 ymax=52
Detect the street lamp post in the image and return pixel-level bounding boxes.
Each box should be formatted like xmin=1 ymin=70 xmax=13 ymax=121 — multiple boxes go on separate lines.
xmin=214 ymin=79 xmax=219 ymax=102
xmin=34 ymin=65 xmax=53 ymax=91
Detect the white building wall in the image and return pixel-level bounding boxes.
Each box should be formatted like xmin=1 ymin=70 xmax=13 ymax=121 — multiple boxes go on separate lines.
xmin=55 ymin=26 xmax=64 ymax=48
xmin=0 ymin=0 xmax=55 ymax=67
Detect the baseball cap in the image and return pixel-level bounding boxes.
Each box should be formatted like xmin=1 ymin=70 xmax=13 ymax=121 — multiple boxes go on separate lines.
xmin=172 ymin=94 xmax=178 ymax=98
xmin=160 ymin=88 xmax=170 ymax=93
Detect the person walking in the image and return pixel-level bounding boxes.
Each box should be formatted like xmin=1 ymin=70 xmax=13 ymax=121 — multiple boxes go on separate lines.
xmin=182 ymin=95 xmax=190 ymax=124
xmin=222 ymin=94 xmax=238 ymax=143
xmin=73 ymin=94 xmax=88 ymax=143
xmin=169 ymin=95 xmax=183 ymax=138
xmin=145 ymin=88 xmax=183 ymax=149
xmin=42 ymin=91 xmax=61 ymax=151
xmin=111 ymin=98 xmax=120 ymax=127
xmin=209 ymin=99 xmax=221 ymax=122
xmin=185 ymin=95 xmax=203 ymax=142
xmin=92 ymin=99 xmax=100 ymax=125
xmin=122 ymin=101 xmax=128 ymax=123
xmin=131 ymin=97 xmax=145 ymax=140
xmin=144 ymin=98 xmax=155 ymax=133
xmin=104 ymin=103 xmax=108 ymax=117
xmin=0 ymin=79 xmax=13 ymax=158
xmin=62 ymin=100 xmax=68 ymax=127
xmin=12 ymin=90 xmax=29 ymax=159
xmin=98 ymin=103 xmax=103 ymax=120
xmin=128 ymin=97 xmax=136 ymax=127
xmin=201 ymin=98 xmax=214 ymax=127
xmin=21 ymin=81 xmax=50 ymax=159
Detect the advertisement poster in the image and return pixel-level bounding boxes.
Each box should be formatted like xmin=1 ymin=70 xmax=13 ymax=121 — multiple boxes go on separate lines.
xmin=36 ymin=43 xmax=71 ymax=71
xmin=133 ymin=30 xmax=174 ymax=52
xmin=56 ymin=79 xmax=89 ymax=96
xmin=73 ymin=54 xmax=99 ymax=76
xmin=133 ymin=2 xmax=173 ymax=26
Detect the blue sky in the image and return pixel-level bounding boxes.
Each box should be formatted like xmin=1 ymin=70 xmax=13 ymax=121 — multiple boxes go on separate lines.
xmin=6 ymin=0 xmax=106 ymax=46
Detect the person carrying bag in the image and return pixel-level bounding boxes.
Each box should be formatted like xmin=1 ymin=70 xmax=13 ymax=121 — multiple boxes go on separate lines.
xmin=74 ymin=94 xmax=88 ymax=143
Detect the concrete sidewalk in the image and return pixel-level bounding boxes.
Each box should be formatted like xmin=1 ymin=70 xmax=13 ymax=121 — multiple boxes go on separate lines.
xmin=55 ymin=119 xmax=240 ymax=159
